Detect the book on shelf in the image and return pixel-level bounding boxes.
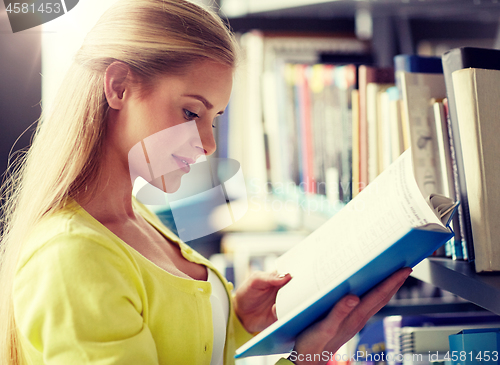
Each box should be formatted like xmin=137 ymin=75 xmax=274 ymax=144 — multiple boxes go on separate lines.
xmin=310 ymin=64 xmax=327 ymax=196
xmin=366 ymin=82 xmax=394 ymax=182
xmin=230 ymin=31 xmax=268 ymax=197
xmin=235 ymin=149 xmax=458 ymax=358
xmin=355 ymin=319 xmax=385 ymax=360
xmin=448 ymin=327 xmax=500 ymax=365
xmin=334 ymin=64 xmax=357 ymax=203
xmin=240 ymin=31 xmax=369 ymax=197
xmin=442 ymin=47 xmax=500 ymax=265
xmin=432 ymin=99 xmax=454 ymax=257
xmin=398 ymin=68 xmax=461 ymax=259
xmin=452 ymin=67 xmax=500 ymax=273
xmin=357 ymin=65 xmax=395 ymax=193
xmin=377 ymin=87 xmax=394 ymax=174
xmin=401 ymin=325 xmax=500 ymax=355
xmin=386 ymin=86 xmax=405 ymax=171
xmin=311 ymin=64 xmax=338 ymax=199
xmin=351 ymin=88 xmax=360 ymax=198
xmin=393 ymin=55 xmax=443 ymax=153
xmin=383 ymin=313 xmax=500 ymax=365
xmin=399 ymin=70 xmax=447 ymax=198
xmin=394 ymin=55 xmax=443 ymax=74
xmin=265 ymin=62 xmax=357 ymax=204
xmin=296 ymin=64 xmax=316 ymax=194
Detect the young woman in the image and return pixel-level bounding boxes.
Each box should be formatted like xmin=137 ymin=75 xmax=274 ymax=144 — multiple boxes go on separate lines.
xmin=0 ymin=0 xmax=411 ymax=364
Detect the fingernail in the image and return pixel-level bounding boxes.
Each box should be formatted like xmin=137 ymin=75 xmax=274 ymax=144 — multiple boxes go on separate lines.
xmin=346 ymin=298 xmax=359 ymax=307
xmin=278 ymin=273 xmax=289 ymax=278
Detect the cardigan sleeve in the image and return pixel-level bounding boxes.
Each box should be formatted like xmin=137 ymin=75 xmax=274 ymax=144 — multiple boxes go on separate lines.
xmin=13 ymin=234 xmax=159 ymax=365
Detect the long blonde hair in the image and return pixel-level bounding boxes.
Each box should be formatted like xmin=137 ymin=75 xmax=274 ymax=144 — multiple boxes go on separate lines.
xmin=0 ymin=1 xmax=237 ymax=363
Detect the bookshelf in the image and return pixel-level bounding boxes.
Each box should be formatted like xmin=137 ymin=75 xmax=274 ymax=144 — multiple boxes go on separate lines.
xmin=223 ymin=0 xmax=500 ymax=66
xmin=218 ymin=0 xmax=500 ymax=320
xmin=222 ymin=0 xmax=500 ymax=18
xmin=412 ymin=258 xmax=500 ymax=316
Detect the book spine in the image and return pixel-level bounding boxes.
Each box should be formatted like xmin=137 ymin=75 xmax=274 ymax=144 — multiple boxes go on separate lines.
xmin=303 ymin=66 xmax=316 ymax=194
xmin=358 ymin=66 xmax=371 ymax=192
xmin=336 ymin=65 xmax=355 ymax=202
xmin=454 ymin=68 xmax=500 ymax=272
xmin=293 ymin=65 xmax=306 ymax=190
xmin=443 ymin=100 xmax=465 ymax=260
xmin=442 ymin=49 xmax=475 ymax=261
xmin=351 ymin=89 xmax=360 ymax=198
xmin=284 ymin=64 xmax=301 ymax=186
xmin=383 ymin=316 xmax=403 ymax=365
xmin=310 ymin=64 xmax=327 ymax=195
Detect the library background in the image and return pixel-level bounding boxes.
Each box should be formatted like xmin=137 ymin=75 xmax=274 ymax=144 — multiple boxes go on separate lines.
xmin=1 ymin=0 xmax=500 ymax=363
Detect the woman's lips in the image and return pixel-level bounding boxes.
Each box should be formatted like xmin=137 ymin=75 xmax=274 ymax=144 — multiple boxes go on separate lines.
xmin=172 ymin=154 xmax=193 ymax=173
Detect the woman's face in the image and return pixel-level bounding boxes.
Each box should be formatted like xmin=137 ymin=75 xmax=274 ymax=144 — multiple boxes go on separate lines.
xmin=111 ymin=60 xmax=233 ymax=193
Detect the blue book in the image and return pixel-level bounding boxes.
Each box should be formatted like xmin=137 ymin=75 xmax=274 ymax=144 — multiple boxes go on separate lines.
xmin=356 ymin=319 xmax=385 ymax=359
xmin=449 ymin=328 xmax=500 ymax=364
xmin=394 ymin=55 xmax=443 ymax=74
xmin=235 ymin=149 xmax=457 ymax=358
xmin=393 ymin=55 xmax=443 ymax=101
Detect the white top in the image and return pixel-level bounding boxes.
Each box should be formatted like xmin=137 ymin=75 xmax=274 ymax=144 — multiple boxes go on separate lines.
xmin=207 ymin=268 xmax=229 ymax=365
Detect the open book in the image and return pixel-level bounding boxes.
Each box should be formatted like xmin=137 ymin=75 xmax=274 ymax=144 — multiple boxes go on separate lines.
xmin=235 ymin=149 xmax=457 ymax=358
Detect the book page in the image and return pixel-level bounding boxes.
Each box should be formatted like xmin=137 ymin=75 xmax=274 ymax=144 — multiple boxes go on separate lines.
xmin=275 ymin=149 xmax=448 ymax=319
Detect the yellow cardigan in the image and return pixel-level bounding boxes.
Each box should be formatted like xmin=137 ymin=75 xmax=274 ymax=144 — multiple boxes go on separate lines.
xmin=13 ymin=199 xmax=293 ymax=364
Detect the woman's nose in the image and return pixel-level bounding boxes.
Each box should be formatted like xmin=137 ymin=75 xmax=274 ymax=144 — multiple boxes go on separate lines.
xmin=198 ymin=125 xmax=216 ymax=156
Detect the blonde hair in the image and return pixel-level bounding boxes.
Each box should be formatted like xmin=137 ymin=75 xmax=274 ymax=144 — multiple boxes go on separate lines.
xmin=0 ymin=1 xmax=238 ymax=363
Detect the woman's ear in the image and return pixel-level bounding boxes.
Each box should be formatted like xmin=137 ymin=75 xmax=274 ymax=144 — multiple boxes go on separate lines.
xmin=104 ymin=61 xmax=131 ymax=110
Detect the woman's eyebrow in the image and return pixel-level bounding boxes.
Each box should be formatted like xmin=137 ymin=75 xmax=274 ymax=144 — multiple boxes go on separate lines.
xmin=184 ymin=94 xmax=225 ymax=115
xmin=184 ymin=94 xmax=213 ymax=109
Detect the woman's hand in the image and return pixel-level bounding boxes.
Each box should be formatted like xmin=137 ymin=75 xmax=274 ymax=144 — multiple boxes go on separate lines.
xmin=233 ymin=271 xmax=292 ymax=334
xmin=290 ymin=268 xmax=412 ymax=365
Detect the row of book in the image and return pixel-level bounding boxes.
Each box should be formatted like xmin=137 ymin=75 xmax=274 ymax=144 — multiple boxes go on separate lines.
xmin=342 ymin=312 xmax=500 ymax=365
xmin=223 ymin=30 xmax=500 ymax=273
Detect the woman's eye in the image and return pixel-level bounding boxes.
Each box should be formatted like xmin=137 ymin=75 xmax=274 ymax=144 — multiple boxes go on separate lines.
xmin=183 ymin=109 xmax=199 ymax=120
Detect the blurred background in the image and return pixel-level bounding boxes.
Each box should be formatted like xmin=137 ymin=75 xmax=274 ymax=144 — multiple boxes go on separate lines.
xmin=2 ymin=1 xmax=500 ymax=364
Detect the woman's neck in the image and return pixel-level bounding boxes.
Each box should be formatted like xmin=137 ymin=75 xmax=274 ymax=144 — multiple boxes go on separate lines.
xmin=77 ymin=146 xmax=137 ymax=225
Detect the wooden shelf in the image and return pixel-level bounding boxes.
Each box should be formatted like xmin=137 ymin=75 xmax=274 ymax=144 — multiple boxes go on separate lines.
xmin=412 ymin=258 xmax=500 ymax=316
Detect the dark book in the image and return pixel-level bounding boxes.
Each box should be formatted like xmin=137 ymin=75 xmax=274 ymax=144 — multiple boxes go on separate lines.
xmin=394 ymin=54 xmax=443 ymax=74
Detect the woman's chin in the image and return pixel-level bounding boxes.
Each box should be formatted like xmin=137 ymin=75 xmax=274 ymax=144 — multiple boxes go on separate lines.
xmin=149 ymin=173 xmax=184 ymax=194
xmin=164 ymin=180 xmax=182 ymax=194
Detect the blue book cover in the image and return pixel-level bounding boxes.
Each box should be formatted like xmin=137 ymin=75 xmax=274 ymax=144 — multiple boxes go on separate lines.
xmin=235 ymin=149 xmax=457 ymax=358
xmin=394 ymin=55 xmax=443 ymax=74
xmin=449 ymin=328 xmax=500 ymax=364
xmin=393 ymin=55 xmax=443 ymax=102
xmin=356 ymin=319 xmax=385 ymax=359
